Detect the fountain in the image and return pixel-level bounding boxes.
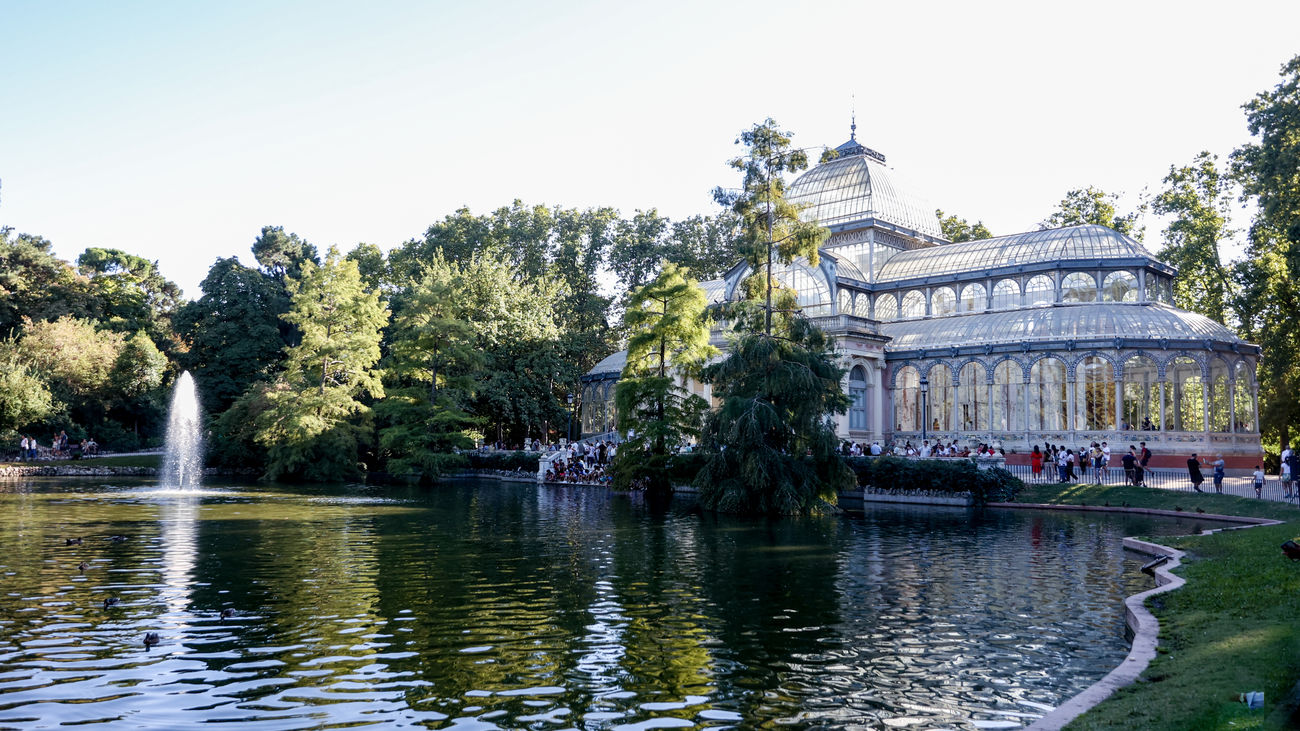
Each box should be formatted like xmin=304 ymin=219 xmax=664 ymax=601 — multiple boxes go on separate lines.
xmin=161 ymin=371 xmax=204 ymax=488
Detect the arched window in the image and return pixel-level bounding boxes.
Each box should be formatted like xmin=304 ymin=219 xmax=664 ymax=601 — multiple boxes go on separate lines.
xmin=991 ymin=360 xmax=1021 ymax=431
xmin=849 ymin=365 xmax=869 ymax=430
xmin=771 ymin=259 xmax=831 ymax=315
xmin=837 ymin=288 xmax=853 ymax=315
xmin=961 ymin=283 xmax=987 ymax=314
xmin=957 ymin=362 xmax=987 ymax=431
xmin=1122 ymin=355 xmax=1160 ymax=430
xmin=1074 ymin=356 xmax=1115 ymax=430
xmin=1061 ymin=272 xmax=1098 ymax=303
xmin=854 ymin=293 xmax=872 ymax=318
xmin=876 ymin=294 xmax=898 ymax=322
xmin=992 ymin=279 xmax=1020 ymax=310
xmin=1234 ymin=361 xmax=1256 ymax=432
xmin=928 ymin=364 xmax=954 ymax=432
xmin=901 ymin=290 xmax=926 ymax=319
xmin=1103 ymin=271 xmax=1138 ymax=302
xmin=1208 ymin=358 xmax=1231 ymax=432
xmin=1029 ymin=358 xmax=1068 ymax=430
xmin=1025 ymin=275 xmax=1055 ymax=307
xmin=1168 ymin=357 xmax=1204 ymax=431
xmin=894 ymin=366 xmax=920 ymax=431
xmin=931 ymin=286 xmax=957 ymax=317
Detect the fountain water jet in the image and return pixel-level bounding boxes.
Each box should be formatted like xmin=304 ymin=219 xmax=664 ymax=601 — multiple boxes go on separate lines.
xmin=161 ymin=372 xmax=204 ymax=488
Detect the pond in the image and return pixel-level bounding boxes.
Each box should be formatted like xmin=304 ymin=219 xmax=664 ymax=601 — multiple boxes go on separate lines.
xmin=0 ymin=477 xmax=1223 ymax=729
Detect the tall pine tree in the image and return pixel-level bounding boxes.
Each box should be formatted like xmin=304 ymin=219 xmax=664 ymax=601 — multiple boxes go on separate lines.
xmin=256 ymin=247 xmax=389 ymax=482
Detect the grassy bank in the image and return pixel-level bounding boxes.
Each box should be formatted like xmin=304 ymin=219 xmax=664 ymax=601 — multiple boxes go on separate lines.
xmin=1010 ymin=482 xmax=1300 ymax=729
xmin=0 ymin=454 xmax=162 ymax=469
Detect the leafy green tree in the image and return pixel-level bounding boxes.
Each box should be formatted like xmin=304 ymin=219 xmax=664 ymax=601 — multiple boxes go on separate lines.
xmin=610 ymin=209 xmax=672 ymax=293
xmin=0 ymin=228 xmax=93 ymax=337
xmin=936 ymin=209 xmax=993 ymax=242
xmin=76 ymin=247 xmax=182 ymax=343
xmin=346 ymin=242 xmax=388 ymax=294
xmin=255 ymin=247 xmax=389 ymax=481
xmin=106 ymin=330 xmax=167 ymax=435
xmin=252 ymin=225 xmax=319 ymax=282
xmin=173 ymin=258 xmax=291 ymax=412
xmin=668 ymin=213 xmax=741 ymax=281
xmin=378 ymin=256 xmax=482 ymax=478
xmin=1232 ymin=54 xmax=1300 ymax=449
xmin=714 ymin=118 xmax=829 ymax=335
xmin=693 ymin=120 xmax=852 ymax=514
xmin=1041 ymin=186 xmax=1143 ymax=238
xmin=1152 ymin=152 xmax=1237 ymax=324
xmin=695 ymin=317 xmax=852 ymax=513
xmin=612 ymin=263 xmax=717 ymax=491
xmin=0 ymin=344 xmax=52 ymax=436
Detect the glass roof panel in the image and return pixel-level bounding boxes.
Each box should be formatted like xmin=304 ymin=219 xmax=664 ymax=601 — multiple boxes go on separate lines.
xmin=875 ymin=224 xmax=1155 ymax=283
xmin=879 ymin=303 xmax=1244 ymax=351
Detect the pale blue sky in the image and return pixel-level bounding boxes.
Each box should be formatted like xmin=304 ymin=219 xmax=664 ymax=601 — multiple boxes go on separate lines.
xmin=2 ymin=0 xmax=1298 ymax=297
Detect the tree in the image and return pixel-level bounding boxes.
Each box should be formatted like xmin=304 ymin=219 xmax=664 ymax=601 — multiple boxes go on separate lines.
xmin=936 ymin=209 xmax=993 ymax=243
xmin=695 ymin=317 xmax=852 ymax=514
xmin=76 ymin=247 xmax=182 ymax=343
xmin=0 ymin=228 xmax=94 ymax=337
xmin=1232 ymin=54 xmax=1300 ymax=449
xmin=378 ymin=256 xmax=483 ymax=478
xmin=612 ymin=263 xmax=717 ymax=491
xmin=693 ymin=120 xmax=852 ymax=514
xmin=1041 ymin=186 xmax=1143 ymax=238
xmin=0 ymin=344 xmax=52 ymax=435
xmin=255 ymin=247 xmax=389 ymax=481
xmin=173 ymin=258 xmax=292 ymax=412
xmin=1151 ymin=152 xmax=1236 ymax=324
xmin=714 ymin=118 xmax=829 ymax=335
xmin=252 ymin=225 xmax=319 ymax=282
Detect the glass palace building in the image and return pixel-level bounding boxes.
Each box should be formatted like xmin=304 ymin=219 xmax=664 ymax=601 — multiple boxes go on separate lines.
xmin=582 ymin=130 xmax=1263 ymax=467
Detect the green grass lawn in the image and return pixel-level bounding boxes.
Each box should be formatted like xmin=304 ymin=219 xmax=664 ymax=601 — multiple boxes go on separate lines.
xmin=0 ymin=454 xmax=162 ymax=469
xmin=1011 ymin=482 xmax=1300 ymax=730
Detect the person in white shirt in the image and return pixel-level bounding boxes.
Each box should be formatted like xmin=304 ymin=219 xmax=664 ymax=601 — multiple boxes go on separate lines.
xmin=1100 ymin=442 xmax=1112 ymax=482
xmin=919 ymin=441 xmax=931 ymax=458
xmin=1253 ymin=465 xmax=1266 ymax=498
xmin=870 ymin=442 xmax=882 ymax=456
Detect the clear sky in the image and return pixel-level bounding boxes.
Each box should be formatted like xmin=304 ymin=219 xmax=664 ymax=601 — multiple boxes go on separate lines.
xmin=2 ymin=0 xmax=1298 ymax=298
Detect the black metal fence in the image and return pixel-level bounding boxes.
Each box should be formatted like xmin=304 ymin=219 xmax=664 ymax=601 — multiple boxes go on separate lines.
xmin=1002 ymin=461 xmax=1299 ymax=504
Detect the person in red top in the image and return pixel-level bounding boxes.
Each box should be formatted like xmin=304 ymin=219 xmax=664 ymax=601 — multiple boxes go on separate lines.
xmin=1030 ymin=445 xmax=1043 ymax=481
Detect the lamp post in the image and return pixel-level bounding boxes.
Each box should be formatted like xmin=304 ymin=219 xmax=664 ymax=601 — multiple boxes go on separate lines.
xmin=920 ymin=375 xmax=930 ymax=445
xmin=566 ymin=392 xmax=575 ymax=442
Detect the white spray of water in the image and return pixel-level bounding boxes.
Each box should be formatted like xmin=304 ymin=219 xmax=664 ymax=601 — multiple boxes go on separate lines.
xmin=161 ymin=372 xmax=204 ymax=489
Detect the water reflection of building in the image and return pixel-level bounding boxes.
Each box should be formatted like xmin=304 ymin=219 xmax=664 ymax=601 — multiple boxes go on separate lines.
xmin=581 ymin=128 xmax=1262 ymax=466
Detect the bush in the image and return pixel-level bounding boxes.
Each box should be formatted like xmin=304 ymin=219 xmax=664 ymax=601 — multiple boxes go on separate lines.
xmin=845 ymin=456 xmax=1023 ymax=503
xmin=465 ymin=451 xmax=539 ymax=473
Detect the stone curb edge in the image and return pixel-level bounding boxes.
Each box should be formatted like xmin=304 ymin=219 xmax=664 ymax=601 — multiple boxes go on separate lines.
xmin=1001 ymin=503 xmax=1282 ymax=730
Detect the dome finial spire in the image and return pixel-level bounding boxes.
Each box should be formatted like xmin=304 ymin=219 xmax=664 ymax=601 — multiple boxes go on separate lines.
xmin=850 ymin=94 xmax=857 ymax=141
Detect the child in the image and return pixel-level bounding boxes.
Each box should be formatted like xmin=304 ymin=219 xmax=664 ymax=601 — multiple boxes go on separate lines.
xmin=1253 ymin=465 xmax=1265 ymax=498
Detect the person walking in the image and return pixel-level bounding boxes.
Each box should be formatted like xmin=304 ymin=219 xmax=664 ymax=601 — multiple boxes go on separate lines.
xmin=1285 ymin=450 xmax=1300 ymax=500
xmin=1252 ymin=465 xmax=1265 ymax=498
xmin=1188 ymin=453 xmax=1205 ymax=492
xmin=1138 ymin=442 xmax=1152 ymax=487
xmin=1212 ymin=455 xmax=1226 ymax=494
xmin=1122 ymin=447 xmax=1138 ymax=485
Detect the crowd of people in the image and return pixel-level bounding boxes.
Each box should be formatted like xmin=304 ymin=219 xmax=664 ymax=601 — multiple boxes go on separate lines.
xmin=12 ymin=432 xmax=99 ymax=461
xmin=839 ymin=439 xmax=1004 ymax=459
xmin=539 ymin=439 xmax=617 ymax=485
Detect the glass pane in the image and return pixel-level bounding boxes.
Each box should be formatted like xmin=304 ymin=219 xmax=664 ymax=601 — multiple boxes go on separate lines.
xmin=1122 ymin=355 xmax=1160 ymax=430
xmin=961 ymin=283 xmax=987 ymax=313
xmin=957 ymin=362 xmax=987 ymax=431
xmin=1074 ymin=356 xmax=1115 ymax=430
xmin=876 ymin=294 xmax=898 ymax=321
xmin=901 ymin=291 xmax=926 ymax=319
xmin=1103 ymin=271 xmax=1137 ymax=302
xmin=1025 ymin=275 xmax=1055 ymax=307
xmin=1061 ymin=272 xmax=1098 ymax=303
xmin=1029 ymin=358 xmax=1068 ymax=430
xmin=928 ymin=364 xmax=953 ymax=431
xmin=991 ymin=360 xmax=1021 ymax=431
xmin=931 ymin=287 xmax=957 ymax=317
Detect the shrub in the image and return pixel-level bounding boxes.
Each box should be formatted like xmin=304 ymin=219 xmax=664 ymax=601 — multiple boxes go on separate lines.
xmin=845 ymin=456 xmax=1023 ymax=503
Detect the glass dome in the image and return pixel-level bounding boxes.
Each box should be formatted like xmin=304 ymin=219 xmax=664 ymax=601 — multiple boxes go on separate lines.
xmin=876 ymin=224 xmax=1153 ymax=283
xmin=786 ymin=147 xmax=943 ymax=238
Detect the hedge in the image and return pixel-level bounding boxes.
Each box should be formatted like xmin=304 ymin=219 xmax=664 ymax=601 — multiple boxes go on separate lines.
xmin=845 ymin=456 xmax=1022 ymax=503
xmin=464 ymin=451 xmax=540 ymax=473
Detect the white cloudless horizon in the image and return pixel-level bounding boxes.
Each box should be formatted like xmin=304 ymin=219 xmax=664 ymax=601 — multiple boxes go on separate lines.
xmin=1 ymin=0 xmax=1296 ymax=298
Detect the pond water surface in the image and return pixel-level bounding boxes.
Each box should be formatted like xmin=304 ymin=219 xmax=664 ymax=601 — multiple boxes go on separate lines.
xmin=0 ymin=478 xmax=1224 ymax=729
